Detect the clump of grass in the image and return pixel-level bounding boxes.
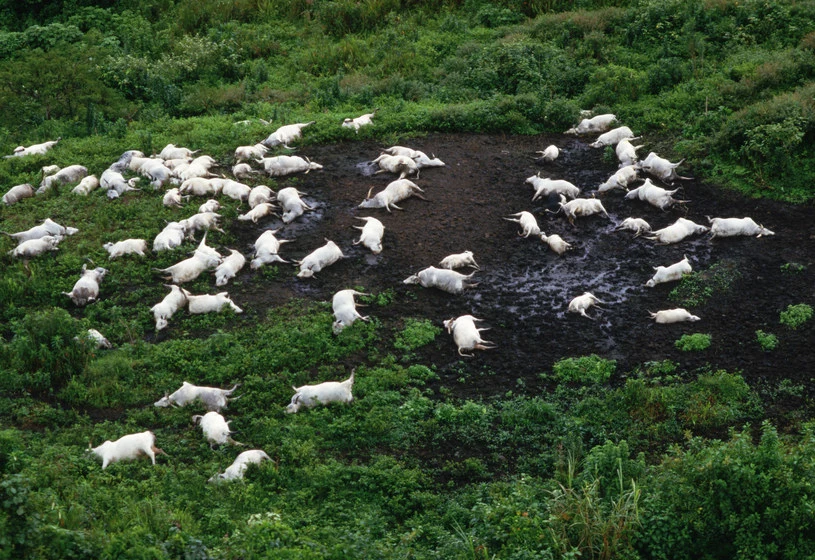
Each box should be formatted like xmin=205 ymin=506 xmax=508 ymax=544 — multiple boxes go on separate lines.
xmin=779 ymin=304 xmax=813 ymax=329
xmin=675 ymin=333 xmax=711 ymax=352
xmin=669 ymin=262 xmax=742 ymax=308
xmin=393 ymin=318 xmax=441 ymax=352
xmin=755 ymin=330 xmax=778 ymax=351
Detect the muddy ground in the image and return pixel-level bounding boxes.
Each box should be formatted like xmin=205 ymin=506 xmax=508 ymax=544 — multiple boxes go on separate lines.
xmin=221 ymin=133 xmax=815 ymax=419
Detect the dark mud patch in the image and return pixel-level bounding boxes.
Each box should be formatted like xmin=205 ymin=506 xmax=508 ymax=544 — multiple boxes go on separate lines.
xmin=220 ymin=133 xmax=814 ymax=418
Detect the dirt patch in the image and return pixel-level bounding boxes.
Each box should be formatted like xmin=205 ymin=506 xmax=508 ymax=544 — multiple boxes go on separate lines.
xmin=221 ymin=133 xmax=815 ymax=413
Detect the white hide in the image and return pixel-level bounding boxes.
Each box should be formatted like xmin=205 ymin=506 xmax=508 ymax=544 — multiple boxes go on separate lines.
xmin=209 ymin=450 xmax=271 ymax=482
xmin=342 ymin=112 xmax=375 ymax=132
xmin=589 ymin=126 xmax=635 ymax=148
xmin=3 ymin=183 xmax=36 ymax=205
xmin=214 ymin=249 xmax=246 ymax=287
xmin=708 ymin=217 xmax=774 ymax=239
xmin=258 ymin=155 xmax=322 ymax=177
xmin=439 ymin=251 xmax=479 ymax=270
xmin=332 ymin=289 xmax=370 ymax=334
xmin=262 ymin=121 xmax=315 ymax=148
xmin=443 ymin=315 xmax=494 ymax=357
xmin=8 ymin=235 xmax=62 ymax=258
xmin=504 ymin=211 xmax=541 ymax=238
xmin=614 ymin=217 xmax=652 ymax=236
xmin=565 ymin=114 xmax=616 ymax=135
xmin=251 ymin=230 xmax=290 ymax=269
xmin=150 ymin=284 xmax=188 ymax=331
xmin=568 ymin=292 xmax=605 ymax=319
xmin=192 ymin=411 xmax=242 ymax=447
xmin=72 ymin=175 xmax=100 ymax=195
xmin=526 ymin=174 xmax=580 ymax=201
xmin=649 ymin=308 xmax=701 ymax=324
xmin=646 ymin=218 xmax=709 ymax=245
xmin=182 ymin=289 xmax=243 ymax=314
xmin=536 ymin=145 xmax=559 ymax=162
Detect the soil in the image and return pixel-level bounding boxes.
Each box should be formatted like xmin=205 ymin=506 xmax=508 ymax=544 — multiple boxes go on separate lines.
xmin=221 ymin=133 xmax=815 ymax=421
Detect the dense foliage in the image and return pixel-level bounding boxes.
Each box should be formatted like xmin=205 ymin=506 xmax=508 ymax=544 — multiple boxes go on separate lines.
xmin=1 ymin=0 xmax=815 ymax=558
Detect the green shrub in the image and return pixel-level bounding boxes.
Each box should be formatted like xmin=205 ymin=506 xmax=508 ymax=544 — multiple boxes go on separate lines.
xmin=674 ymin=333 xmax=711 ymax=352
xmin=669 ymin=261 xmax=742 ymax=308
xmin=553 ymin=355 xmax=616 ymax=384
xmin=755 ymin=330 xmax=778 ymax=351
xmin=779 ymin=303 xmax=813 ymax=329
xmin=393 ymin=318 xmax=441 ymax=352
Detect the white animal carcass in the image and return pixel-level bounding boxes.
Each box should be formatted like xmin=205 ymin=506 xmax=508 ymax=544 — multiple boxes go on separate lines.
xmin=238 ymin=202 xmax=276 ymax=224
xmin=565 ymin=114 xmax=616 ymax=135
xmin=332 ymin=289 xmax=369 ymax=334
xmin=214 ymin=249 xmax=246 ymax=287
xmin=557 ymin=196 xmax=610 ymax=224
xmin=248 ymin=185 xmax=274 ymax=209
xmin=624 ymin=179 xmax=682 ymax=210
xmin=5 ymin=139 xmax=60 ymax=158
xmin=358 ymin=179 xmax=426 ymax=212
xmin=525 ymin=174 xmax=580 ymax=201
xmin=568 ymin=292 xmax=605 ymax=319
xmin=342 ymin=112 xmax=375 ymax=132
xmin=38 ymin=165 xmax=88 ymax=194
xmin=84 ymin=328 xmax=112 ymax=349
xmin=72 ymin=175 xmax=100 ymax=195
xmin=163 ymin=188 xmax=184 ymax=208
xmin=150 ymin=284 xmax=188 ymax=331
xmin=541 ymin=233 xmax=573 ymax=256
xmin=154 ymin=381 xmax=240 ymax=411
xmin=155 ymin=251 xmax=221 ymax=284
xmin=3 ymin=183 xmax=35 ymax=205
xmin=276 ymin=187 xmax=311 ymax=224
xmin=91 ymin=431 xmax=165 ymax=470
xmin=251 ymin=230 xmax=290 ymax=269
xmin=371 ymin=154 xmax=418 ymax=179
xmin=295 ymin=240 xmax=344 ymax=278
xmin=232 ymin=163 xmax=259 ymax=180
xmin=646 ymin=218 xmax=709 ymax=245
xmin=707 ymin=217 xmax=774 ymax=239
xmin=234 ymin=143 xmax=268 ymax=162
xmin=179 ymin=212 xmax=225 ymax=236
xmin=589 ymin=126 xmax=636 ymax=148
xmin=535 ymin=145 xmax=559 ymax=162
xmin=153 ymin=222 xmax=187 ymax=252
xmin=198 ymin=199 xmax=221 ymax=214
xmin=614 ymin=217 xmax=652 ymax=236
xmin=262 ymin=121 xmax=315 ymax=148
xmin=403 ymin=266 xmax=476 ymax=295
xmin=192 ymin=411 xmax=242 ymax=448
xmin=382 ymin=146 xmax=445 ymax=168
xmin=209 ymin=450 xmax=271 ymax=482
xmin=179 ymin=178 xmax=220 ymax=197
xmin=637 ymin=152 xmax=692 ymax=183
xmin=649 ymin=308 xmax=700 ymax=324
xmin=182 ymin=289 xmax=243 ymax=314
xmin=443 ymin=315 xmax=494 ymax=357
xmin=103 ymin=239 xmax=148 ymax=259
xmin=8 ymin=235 xmax=62 ymax=258
xmin=258 ymin=155 xmax=322 ymax=177
xmin=598 ymin=165 xmax=638 ymax=193
xmin=504 ymin=211 xmax=541 ymax=238
xmin=353 ymin=217 xmax=385 ymax=254
xmin=646 ymin=255 xmax=692 ymax=288
xmin=7 ymin=218 xmax=78 ymax=243
xmin=439 ymin=251 xmax=479 ymax=270
xmin=286 ymin=371 xmax=355 ymax=413
xmin=159 ymin=144 xmax=198 ymax=160
xmin=63 ymin=265 xmax=107 ymax=306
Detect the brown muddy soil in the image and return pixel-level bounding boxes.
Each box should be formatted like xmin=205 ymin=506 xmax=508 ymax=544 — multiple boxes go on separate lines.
xmin=221 ymin=133 xmax=815 ymax=413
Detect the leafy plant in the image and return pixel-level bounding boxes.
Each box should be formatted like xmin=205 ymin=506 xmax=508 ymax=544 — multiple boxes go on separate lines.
xmin=755 ymin=330 xmax=779 ymax=351
xmin=393 ymin=318 xmax=441 ymax=352
xmin=674 ymin=333 xmax=711 ymax=352
xmin=779 ymin=303 xmax=813 ymax=329
xmin=553 ymin=355 xmax=616 ymax=384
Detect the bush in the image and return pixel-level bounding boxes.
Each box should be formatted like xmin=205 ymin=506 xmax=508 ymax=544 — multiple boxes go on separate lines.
xmin=779 ymin=303 xmax=813 ymax=329
xmin=393 ymin=318 xmax=440 ymax=352
xmin=755 ymin=330 xmax=778 ymax=351
xmin=674 ymin=333 xmax=711 ymax=352
xmin=553 ymin=355 xmax=616 ymax=384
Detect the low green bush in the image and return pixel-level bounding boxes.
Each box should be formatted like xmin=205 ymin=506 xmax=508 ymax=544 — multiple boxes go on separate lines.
xmin=779 ymin=303 xmax=813 ymax=329
xmin=674 ymin=333 xmax=711 ymax=352
xmin=553 ymin=355 xmax=616 ymax=384
xmin=755 ymin=330 xmax=779 ymax=351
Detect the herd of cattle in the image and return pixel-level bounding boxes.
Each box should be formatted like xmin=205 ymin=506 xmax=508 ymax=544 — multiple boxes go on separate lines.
xmin=2 ymin=111 xmax=775 ymax=472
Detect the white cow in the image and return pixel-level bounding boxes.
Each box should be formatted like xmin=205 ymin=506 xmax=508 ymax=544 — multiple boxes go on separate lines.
xmin=624 ymin=179 xmax=682 ymax=210
xmin=39 ymin=165 xmax=88 ymax=194
xmin=163 ymin=188 xmax=185 ymax=208
xmin=63 ymin=265 xmax=107 ymax=306
xmin=179 ymin=178 xmax=220 ymax=197
xmin=209 ymin=450 xmax=271 ymax=482
xmin=332 ymin=289 xmax=369 ymax=334
xmin=589 ymin=126 xmax=636 ymax=148
xmin=214 ymin=249 xmax=246 ymax=287
xmin=614 ymin=217 xmax=652 ymax=236
xmin=234 ymin=143 xmax=268 ymax=162
xmin=358 ymin=179 xmax=427 ymax=212
xmin=103 ymin=239 xmax=148 ymax=259
xmin=707 ymin=217 xmax=774 ymax=239
xmin=342 ymin=112 xmax=376 ymax=132
xmin=6 ymin=218 xmax=78 ymax=243
xmin=90 ymin=431 xmax=165 ymax=470
xmin=232 ymin=163 xmax=259 ymax=180
xmin=568 ymin=292 xmax=605 ymax=319
xmin=8 ymin=235 xmax=62 ymax=258
xmin=153 ymin=222 xmax=187 ymax=252
xmin=154 ymin=251 xmax=221 ymax=284
xmin=565 ymin=114 xmax=616 ymax=135
xmin=3 ymin=183 xmax=36 ymax=205
xmin=646 ymin=255 xmax=692 ymax=288
xmin=295 ymin=240 xmax=344 ymax=278
xmin=556 ymin=196 xmax=610 ymax=224
xmin=5 ymin=139 xmax=60 ymax=158
xmin=526 ymin=174 xmax=580 ymax=201
xmin=262 ymin=121 xmax=315 ymax=148
xmin=616 ymin=138 xmax=644 ymax=167
xmin=646 ymin=218 xmax=709 ymax=245
xmin=198 ymin=199 xmax=221 ymax=214
xmin=439 ymin=251 xmax=479 ymax=270
xmin=535 ymin=145 xmax=559 ymax=162
xmin=649 ymin=308 xmax=701 ymax=324
xmin=353 ymin=217 xmax=385 ymax=254
xmin=598 ymin=165 xmax=638 ymax=193
xmin=72 ymin=175 xmax=100 ymax=196
xmin=251 ymin=230 xmax=290 ymax=269
xmin=504 ymin=211 xmax=541 ymax=238
xmin=159 ymin=144 xmax=198 ymax=160
xmin=150 ymin=284 xmax=188 ymax=331
xmin=443 ymin=315 xmax=495 ymax=357
xmin=154 ymin=381 xmax=240 ymax=411
xmin=258 ymin=155 xmax=322 ymax=177
xmin=276 ymin=187 xmax=311 ymax=224
xmin=248 ymin=185 xmax=274 ymax=209
xmin=286 ymin=371 xmax=355 ymax=413
xmin=192 ymin=411 xmax=243 ymax=448
xmin=637 ymin=152 xmax=692 ymax=183
xmin=371 ymin=154 xmax=419 ymax=179
xmin=182 ymin=289 xmax=243 ymax=314
xmin=238 ymin=203 xmax=276 ymax=224
xmin=382 ymin=146 xmax=445 ymax=168
xmin=541 ymin=233 xmax=573 ymax=256
xmin=403 ymin=266 xmax=476 ymax=295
